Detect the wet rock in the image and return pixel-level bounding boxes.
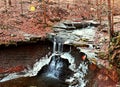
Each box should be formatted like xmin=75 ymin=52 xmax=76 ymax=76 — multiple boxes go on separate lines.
xmin=48 ymin=32 xmax=81 ymax=45
xmin=49 ymin=17 xmax=61 ymax=22
xmin=65 ymin=77 xmax=75 ymax=83
xmin=88 ymin=63 xmax=97 ymax=71
xmin=25 ymin=37 xmax=30 ymax=40
xmin=85 ymin=20 xmax=100 ymax=27
xmin=80 ymin=38 xmax=89 ymax=42
xmin=48 ymin=22 xmax=97 ymax=48
xmin=10 ymin=34 xmax=16 ymax=37
xmin=70 ymin=79 xmax=79 ymax=86
xmin=53 ymin=20 xmax=99 ymax=30
xmin=63 ymin=20 xmax=100 ymax=29
xmin=53 ymin=23 xmax=67 ymax=29
xmin=63 ymin=21 xmax=83 ymax=29
xmin=65 ymin=77 xmax=79 ymax=86
xmin=53 ymin=28 xmax=66 ymax=32
xmin=23 ymin=34 xmax=31 ymax=37
xmin=101 ymin=28 xmax=108 ymax=32
xmin=72 ymin=41 xmax=89 ymax=47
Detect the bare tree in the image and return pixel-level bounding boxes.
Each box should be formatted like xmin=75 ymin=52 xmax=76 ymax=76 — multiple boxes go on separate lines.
xmin=30 ymin=0 xmax=33 ymax=3
xmin=42 ymin=0 xmax=47 ymax=24
xmin=4 ymin=0 xmax=7 ymax=12
xmin=107 ymin=0 xmax=114 ymax=41
xmin=87 ymin=0 xmax=91 ymax=4
xmin=111 ymin=0 xmax=114 ymax=34
xmin=14 ymin=0 xmax=17 ymax=7
xmin=8 ymin=0 xmax=12 ymax=6
xmin=20 ymin=0 xmax=24 ymax=15
xmin=96 ymin=0 xmax=99 ymax=20
xmin=99 ymin=0 xmax=102 ymax=25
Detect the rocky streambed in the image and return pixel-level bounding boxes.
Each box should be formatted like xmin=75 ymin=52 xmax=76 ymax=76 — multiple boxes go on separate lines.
xmin=0 ymin=20 xmax=119 ymax=87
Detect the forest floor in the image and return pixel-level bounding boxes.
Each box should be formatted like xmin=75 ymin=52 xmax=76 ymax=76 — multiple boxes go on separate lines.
xmin=0 ymin=0 xmax=120 ymax=44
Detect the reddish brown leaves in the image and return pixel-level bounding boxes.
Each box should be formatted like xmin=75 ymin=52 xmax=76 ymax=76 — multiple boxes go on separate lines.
xmin=99 ymin=67 xmax=118 ymax=83
xmin=0 ymin=65 xmax=25 ymax=74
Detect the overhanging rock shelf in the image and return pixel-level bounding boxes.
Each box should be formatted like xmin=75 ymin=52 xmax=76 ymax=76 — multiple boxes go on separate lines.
xmin=48 ymin=20 xmax=100 ymax=47
xmin=53 ymin=20 xmax=99 ymax=30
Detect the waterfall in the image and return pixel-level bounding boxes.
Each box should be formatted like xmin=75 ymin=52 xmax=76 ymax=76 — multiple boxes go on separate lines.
xmin=46 ymin=55 xmax=58 ymax=78
xmin=58 ymin=43 xmax=63 ymax=53
xmin=53 ymin=37 xmax=63 ymax=54
xmin=58 ymin=43 xmax=61 ymax=53
xmin=0 ymin=36 xmax=89 ymax=87
xmin=53 ymin=37 xmax=57 ymax=53
xmin=45 ymin=38 xmax=65 ymax=79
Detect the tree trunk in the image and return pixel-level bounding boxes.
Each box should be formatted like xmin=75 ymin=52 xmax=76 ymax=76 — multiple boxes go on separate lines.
xmin=111 ymin=0 xmax=114 ymax=35
xmin=14 ymin=0 xmax=17 ymax=7
xmin=43 ymin=0 xmax=47 ymax=24
xmin=4 ymin=0 xmax=7 ymax=12
xmin=107 ymin=0 xmax=114 ymax=41
xmin=30 ymin=0 xmax=32 ymax=3
xmin=96 ymin=0 xmax=99 ymax=20
xmin=99 ymin=0 xmax=102 ymax=25
xmin=20 ymin=0 xmax=24 ymax=15
xmin=8 ymin=0 xmax=12 ymax=6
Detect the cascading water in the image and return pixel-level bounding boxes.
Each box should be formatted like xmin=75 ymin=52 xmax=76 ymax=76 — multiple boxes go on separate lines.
xmin=41 ymin=37 xmax=72 ymax=79
xmin=45 ymin=55 xmax=63 ymax=79
xmin=0 ymin=20 xmax=101 ymax=87
xmin=58 ymin=43 xmax=62 ymax=53
xmin=53 ymin=37 xmax=57 ymax=53
xmin=0 ymin=36 xmax=90 ymax=87
xmin=62 ymin=52 xmax=89 ymax=87
xmin=42 ymin=36 xmax=89 ymax=87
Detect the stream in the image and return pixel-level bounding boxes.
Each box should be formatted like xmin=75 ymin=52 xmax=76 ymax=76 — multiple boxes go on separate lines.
xmin=0 ymin=21 xmax=99 ymax=87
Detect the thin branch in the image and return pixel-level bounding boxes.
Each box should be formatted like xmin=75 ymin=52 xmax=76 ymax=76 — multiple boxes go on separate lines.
xmin=4 ymin=0 xmax=7 ymax=12
xmin=20 ymin=0 xmax=24 ymax=15
xmin=8 ymin=0 xmax=12 ymax=6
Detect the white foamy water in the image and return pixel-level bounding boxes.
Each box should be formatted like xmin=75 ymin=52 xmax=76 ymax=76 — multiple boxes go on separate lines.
xmin=45 ymin=54 xmax=63 ymax=79
xmin=0 ymin=52 xmax=89 ymax=87
xmin=61 ymin=52 xmax=89 ymax=87
xmin=0 ymin=53 xmax=56 ymax=82
xmin=61 ymin=52 xmax=76 ymax=71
